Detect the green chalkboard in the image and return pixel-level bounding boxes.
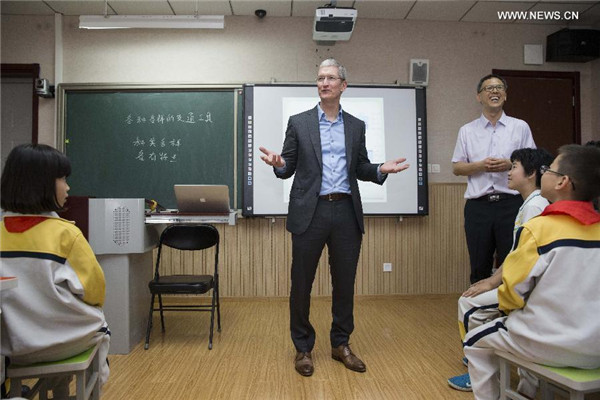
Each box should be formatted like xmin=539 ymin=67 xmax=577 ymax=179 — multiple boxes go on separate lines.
xmin=59 ymin=86 xmax=243 ymax=209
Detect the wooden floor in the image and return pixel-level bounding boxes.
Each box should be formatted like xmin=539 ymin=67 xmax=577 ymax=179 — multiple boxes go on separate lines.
xmin=101 ymin=294 xmax=476 ymax=400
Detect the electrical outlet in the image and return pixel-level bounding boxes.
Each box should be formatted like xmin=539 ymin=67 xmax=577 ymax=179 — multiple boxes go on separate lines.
xmin=431 ymin=164 xmax=440 ymax=173
xmin=383 ymin=263 xmax=392 ymax=272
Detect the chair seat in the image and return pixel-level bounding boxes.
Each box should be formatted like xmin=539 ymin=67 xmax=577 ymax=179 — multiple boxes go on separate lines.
xmin=149 ymin=274 xmax=213 ymax=294
xmin=496 ymin=350 xmax=600 ymax=400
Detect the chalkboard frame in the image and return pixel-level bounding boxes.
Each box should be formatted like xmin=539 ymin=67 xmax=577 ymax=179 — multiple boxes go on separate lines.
xmin=56 ymin=83 xmax=243 ymax=209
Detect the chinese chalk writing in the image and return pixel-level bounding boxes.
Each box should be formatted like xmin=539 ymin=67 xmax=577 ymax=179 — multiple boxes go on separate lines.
xmin=125 ymin=112 xmax=213 ymax=125
xmin=125 ymin=110 xmax=213 ymax=163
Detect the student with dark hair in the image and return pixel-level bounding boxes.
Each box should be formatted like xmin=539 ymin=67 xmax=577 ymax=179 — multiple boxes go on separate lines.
xmin=448 ymin=147 xmax=553 ymax=391
xmin=452 ymin=74 xmax=536 ymax=285
xmin=1 ymin=144 xmax=110 ymax=397
xmin=463 ymin=144 xmax=600 ymax=399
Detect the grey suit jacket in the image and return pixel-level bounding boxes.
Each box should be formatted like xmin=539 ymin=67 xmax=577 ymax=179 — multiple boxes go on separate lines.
xmin=274 ymin=106 xmax=386 ymax=235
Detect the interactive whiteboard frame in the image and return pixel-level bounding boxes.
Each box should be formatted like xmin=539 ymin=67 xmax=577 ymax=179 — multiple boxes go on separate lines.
xmin=243 ymin=84 xmax=428 ymax=216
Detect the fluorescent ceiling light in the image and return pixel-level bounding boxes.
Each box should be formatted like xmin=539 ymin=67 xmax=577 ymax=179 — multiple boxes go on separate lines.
xmin=79 ymin=15 xmax=225 ymax=29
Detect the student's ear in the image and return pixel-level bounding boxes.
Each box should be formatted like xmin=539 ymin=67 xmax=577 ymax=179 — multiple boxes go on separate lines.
xmin=555 ymin=175 xmax=572 ymax=192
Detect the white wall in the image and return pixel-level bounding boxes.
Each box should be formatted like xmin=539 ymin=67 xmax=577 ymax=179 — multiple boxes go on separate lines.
xmin=2 ymin=14 xmax=599 ymax=182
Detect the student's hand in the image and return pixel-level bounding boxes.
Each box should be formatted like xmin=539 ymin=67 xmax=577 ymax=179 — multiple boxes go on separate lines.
xmin=380 ymin=158 xmax=410 ymax=174
xmin=484 ymin=157 xmax=511 ymax=173
xmin=462 ymin=278 xmax=495 ymax=298
xmin=259 ymin=146 xmax=285 ymax=168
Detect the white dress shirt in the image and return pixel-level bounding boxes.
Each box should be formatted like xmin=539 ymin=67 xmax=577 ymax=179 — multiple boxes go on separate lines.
xmin=452 ymin=112 xmax=536 ymax=199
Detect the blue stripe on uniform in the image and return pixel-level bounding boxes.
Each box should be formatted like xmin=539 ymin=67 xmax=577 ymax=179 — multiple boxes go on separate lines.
xmin=463 ymin=303 xmax=500 ymax=334
xmin=463 ymin=320 xmax=507 ymax=348
xmin=538 ymin=239 xmax=600 ymax=255
xmin=0 ymin=250 xmax=67 ymax=264
xmin=512 ymin=226 xmax=524 ymax=252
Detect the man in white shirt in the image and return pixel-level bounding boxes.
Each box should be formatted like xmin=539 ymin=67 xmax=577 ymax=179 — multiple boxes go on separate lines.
xmin=452 ymin=74 xmax=536 ymax=284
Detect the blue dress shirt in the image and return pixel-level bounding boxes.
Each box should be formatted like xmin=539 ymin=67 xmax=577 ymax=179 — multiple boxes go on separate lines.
xmin=318 ymin=104 xmax=351 ymax=196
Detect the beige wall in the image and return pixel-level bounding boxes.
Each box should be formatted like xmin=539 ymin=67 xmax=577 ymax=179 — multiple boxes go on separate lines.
xmin=2 ymin=14 xmax=599 ymax=182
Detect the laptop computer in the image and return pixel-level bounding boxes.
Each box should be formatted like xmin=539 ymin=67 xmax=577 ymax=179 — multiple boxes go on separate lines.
xmin=173 ymin=184 xmax=230 ymax=214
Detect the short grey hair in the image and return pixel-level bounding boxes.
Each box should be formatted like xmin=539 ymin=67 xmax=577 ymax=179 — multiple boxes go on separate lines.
xmin=319 ymin=58 xmax=347 ymax=81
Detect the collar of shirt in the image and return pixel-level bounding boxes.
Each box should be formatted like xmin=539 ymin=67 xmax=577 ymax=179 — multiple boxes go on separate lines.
xmin=317 ymin=103 xmax=343 ymax=123
xmin=541 ymin=200 xmax=600 ymax=225
xmin=479 ymin=111 xmax=507 ymax=129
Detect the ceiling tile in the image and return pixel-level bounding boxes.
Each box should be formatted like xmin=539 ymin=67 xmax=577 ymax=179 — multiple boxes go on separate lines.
xmin=407 ymin=1 xmax=476 ymax=22
xmin=110 ymin=1 xmax=175 ymax=15
xmin=169 ymin=0 xmax=232 ymax=15
xmin=1 ymin=0 xmax=56 ymax=15
xmin=47 ymin=1 xmax=114 ymax=16
xmin=578 ymin=2 xmax=600 ymax=27
xmin=353 ymin=0 xmax=414 ymax=20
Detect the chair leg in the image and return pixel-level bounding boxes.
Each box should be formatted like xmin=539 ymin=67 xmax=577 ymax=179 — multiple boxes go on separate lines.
xmin=158 ymin=294 xmax=166 ymax=333
xmin=75 ymin=370 xmax=84 ymax=400
xmin=216 ymin=283 xmax=221 ymax=332
xmin=9 ymin=378 xmax=23 ymax=398
xmin=144 ymin=293 xmax=155 ymax=350
xmin=498 ymin=357 xmax=510 ymax=400
xmin=208 ymin=290 xmax=216 ymax=350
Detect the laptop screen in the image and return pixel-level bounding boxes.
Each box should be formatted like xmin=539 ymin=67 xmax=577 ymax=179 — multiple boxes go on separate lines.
xmin=173 ymin=185 xmax=230 ymax=214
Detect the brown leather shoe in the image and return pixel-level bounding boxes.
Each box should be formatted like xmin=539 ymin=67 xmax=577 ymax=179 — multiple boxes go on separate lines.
xmin=331 ymin=344 xmax=366 ymax=372
xmin=294 ymin=352 xmax=314 ymax=376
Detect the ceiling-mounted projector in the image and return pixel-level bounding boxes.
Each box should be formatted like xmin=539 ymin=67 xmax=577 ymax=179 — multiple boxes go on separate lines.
xmin=313 ymin=7 xmax=357 ymax=41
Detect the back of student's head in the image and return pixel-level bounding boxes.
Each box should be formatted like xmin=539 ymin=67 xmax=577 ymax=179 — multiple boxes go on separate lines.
xmin=510 ymin=147 xmax=554 ymax=187
xmin=557 ymin=144 xmax=600 ymax=202
xmin=1 ymin=144 xmax=71 ymax=213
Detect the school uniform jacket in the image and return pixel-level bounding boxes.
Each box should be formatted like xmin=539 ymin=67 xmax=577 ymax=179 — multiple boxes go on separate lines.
xmin=498 ymin=201 xmax=600 ymax=367
xmin=1 ymin=212 xmax=107 ymax=363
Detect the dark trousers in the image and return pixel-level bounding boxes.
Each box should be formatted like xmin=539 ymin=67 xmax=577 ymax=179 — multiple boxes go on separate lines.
xmin=464 ymin=195 xmax=522 ymax=284
xmin=290 ymin=197 xmax=362 ymax=353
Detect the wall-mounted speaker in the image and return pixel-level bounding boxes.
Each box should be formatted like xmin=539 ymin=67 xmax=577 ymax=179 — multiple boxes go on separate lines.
xmin=546 ymin=29 xmax=600 ymax=63
xmin=409 ymin=59 xmax=429 ymax=86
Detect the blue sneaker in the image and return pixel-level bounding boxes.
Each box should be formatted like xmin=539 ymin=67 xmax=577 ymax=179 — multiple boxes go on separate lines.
xmin=462 ymin=356 xmax=468 ymax=367
xmin=448 ymin=373 xmax=472 ymax=391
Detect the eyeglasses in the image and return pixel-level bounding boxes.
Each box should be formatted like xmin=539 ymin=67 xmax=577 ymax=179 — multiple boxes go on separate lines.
xmin=316 ymin=76 xmax=342 ymax=83
xmin=479 ymin=84 xmax=506 ymax=93
xmin=540 ymin=165 xmax=576 ymax=191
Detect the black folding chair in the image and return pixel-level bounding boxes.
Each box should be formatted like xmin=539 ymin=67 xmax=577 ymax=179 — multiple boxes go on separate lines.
xmin=144 ymin=224 xmax=221 ymax=350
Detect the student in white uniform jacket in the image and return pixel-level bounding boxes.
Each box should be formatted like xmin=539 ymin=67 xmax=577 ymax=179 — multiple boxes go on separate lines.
xmin=448 ymin=148 xmax=553 ymax=392
xmin=1 ymin=144 xmax=110 ymax=395
xmin=463 ymin=144 xmax=600 ymax=400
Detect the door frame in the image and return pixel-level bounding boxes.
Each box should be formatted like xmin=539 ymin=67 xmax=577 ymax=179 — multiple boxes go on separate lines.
xmin=1 ymin=63 xmax=40 ymax=144
xmin=492 ymin=69 xmax=581 ymax=145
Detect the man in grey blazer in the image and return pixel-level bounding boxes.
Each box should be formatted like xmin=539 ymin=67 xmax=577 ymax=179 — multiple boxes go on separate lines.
xmin=259 ymin=59 xmax=409 ymax=377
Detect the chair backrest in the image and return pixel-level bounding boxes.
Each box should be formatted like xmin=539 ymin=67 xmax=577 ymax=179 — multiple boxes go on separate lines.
xmin=154 ymin=224 xmax=220 ymax=280
xmin=160 ymin=224 xmax=219 ymax=251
